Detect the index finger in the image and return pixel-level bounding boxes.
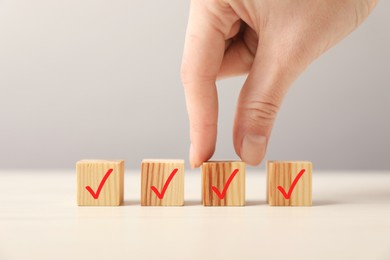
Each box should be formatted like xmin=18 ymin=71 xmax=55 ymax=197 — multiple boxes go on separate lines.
xmin=181 ymin=1 xmax=227 ymax=168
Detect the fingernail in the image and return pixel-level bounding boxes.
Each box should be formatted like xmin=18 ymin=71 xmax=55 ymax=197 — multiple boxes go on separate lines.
xmin=189 ymin=143 xmax=198 ymax=169
xmin=240 ymin=134 xmax=267 ymax=166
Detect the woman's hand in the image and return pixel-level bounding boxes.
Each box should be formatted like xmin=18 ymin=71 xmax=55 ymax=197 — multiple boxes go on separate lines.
xmin=181 ymin=0 xmax=377 ymax=167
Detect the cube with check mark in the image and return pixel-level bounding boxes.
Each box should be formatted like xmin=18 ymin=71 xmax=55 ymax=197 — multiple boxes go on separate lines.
xmin=141 ymin=159 xmax=184 ymax=206
xmin=202 ymin=161 xmax=246 ymax=206
xmin=76 ymin=160 xmax=124 ymax=206
xmin=267 ymin=161 xmax=312 ymax=206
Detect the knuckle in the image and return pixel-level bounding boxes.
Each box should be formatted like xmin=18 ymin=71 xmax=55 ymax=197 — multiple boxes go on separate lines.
xmin=191 ymin=122 xmax=218 ymax=135
xmin=181 ymin=63 xmax=215 ymax=89
xmin=242 ymin=100 xmax=279 ymax=127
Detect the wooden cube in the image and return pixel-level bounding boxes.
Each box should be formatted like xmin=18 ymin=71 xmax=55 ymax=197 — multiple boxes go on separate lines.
xmin=202 ymin=161 xmax=245 ymax=206
xmin=267 ymin=161 xmax=312 ymax=206
xmin=141 ymin=159 xmax=184 ymax=206
xmin=76 ymin=160 xmax=124 ymax=206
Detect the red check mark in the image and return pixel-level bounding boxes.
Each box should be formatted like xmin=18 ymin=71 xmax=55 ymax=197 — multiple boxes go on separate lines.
xmin=85 ymin=169 xmax=113 ymax=199
xmin=277 ymin=169 xmax=306 ymax=199
xmin=211 ymin=169 xmax=239 ymax=199
xmin=151 ymin=168 xmax=178 ymax=199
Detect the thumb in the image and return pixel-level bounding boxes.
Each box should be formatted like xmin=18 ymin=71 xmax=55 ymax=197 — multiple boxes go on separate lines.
xmin=233 ymin=46 xmax=306 ymax=166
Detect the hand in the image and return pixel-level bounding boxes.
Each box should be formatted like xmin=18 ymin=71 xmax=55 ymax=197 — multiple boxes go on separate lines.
xmin=181 ymin=0 xmax=377 ymax=167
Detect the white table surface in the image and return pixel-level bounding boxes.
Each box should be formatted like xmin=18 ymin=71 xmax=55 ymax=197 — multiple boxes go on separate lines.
xmin=0 ymin=170 xmax=389 ymax=260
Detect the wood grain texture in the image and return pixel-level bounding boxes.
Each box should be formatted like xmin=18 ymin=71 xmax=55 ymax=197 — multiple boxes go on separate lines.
xmin=267 ymin=161 xmax=312 ymax=206
xmin=202 ymin=161 xmax=245 ymax=206
xmin=76 ymin=160 xmax=124 ymax=206
xmin=141 ymin=159 xmax=184 ymax=206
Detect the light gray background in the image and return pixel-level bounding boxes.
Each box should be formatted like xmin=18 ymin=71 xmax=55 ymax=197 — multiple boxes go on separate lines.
xmin=0 ymin=1 xmax=389 ymax=170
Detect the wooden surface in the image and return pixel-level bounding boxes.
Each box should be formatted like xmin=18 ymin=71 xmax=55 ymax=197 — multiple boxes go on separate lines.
xmin=0 ymin=170 xmax=390 ymax=260
xmin=141 ymin=159 xmax=184 ymax=206
xmin=202 ymin=161 xmax=245 ymax=206
xmin=76 ymin=160 xmax=124 ymax=206
xmin=267 ymin=161 xmax=312 ymax=206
